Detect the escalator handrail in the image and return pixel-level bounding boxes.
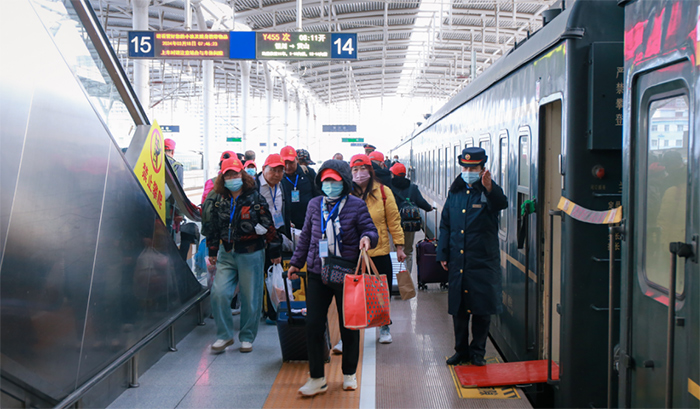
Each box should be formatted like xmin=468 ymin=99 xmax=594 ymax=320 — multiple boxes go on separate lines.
xmin=165 ymin=158 xmax=202 ymax=222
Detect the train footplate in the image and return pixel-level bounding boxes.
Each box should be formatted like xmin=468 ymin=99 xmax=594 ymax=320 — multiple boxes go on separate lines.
xmin=454 ymin=360 xmax=560 ymax=388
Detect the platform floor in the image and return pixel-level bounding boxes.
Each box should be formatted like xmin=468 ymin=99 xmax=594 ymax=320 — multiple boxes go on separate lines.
xmin=108 ymin=245 xmax=532 ymax=409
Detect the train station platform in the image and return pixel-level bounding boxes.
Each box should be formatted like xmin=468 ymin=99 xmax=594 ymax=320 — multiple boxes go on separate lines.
xmin=107 ymin=246 xmax=532 ymax=409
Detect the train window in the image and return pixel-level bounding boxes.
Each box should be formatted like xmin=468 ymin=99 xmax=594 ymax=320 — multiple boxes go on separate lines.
xmin=643 ymin=95 xmax=688 ymax=294
xmin=444 ymin=147 xmax=450 ymax=195
xmin=453 ymin=144 xmax=460 ymax=186
xmin=479 ymin=136 xmax=491 ymax=160
xmin=499 ymin=133 xmax=508 ymax=234
xmin=438 ymin=148 xmax=443 ymax=195
xmin=518 ymin=133 xmax=530 ymax=188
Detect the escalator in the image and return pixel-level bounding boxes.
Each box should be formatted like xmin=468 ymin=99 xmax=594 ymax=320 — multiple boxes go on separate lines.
xmin=0 ymin=1 xmax=207 ymax=407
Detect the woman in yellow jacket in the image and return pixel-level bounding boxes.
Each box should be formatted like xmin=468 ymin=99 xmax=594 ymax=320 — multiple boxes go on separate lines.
xmin=350 ymin=153 xmax=406 ymax=344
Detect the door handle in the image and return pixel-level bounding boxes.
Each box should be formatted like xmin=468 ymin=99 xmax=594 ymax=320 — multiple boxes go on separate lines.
xmin=665 ymin=241 xmax=695 ymax=409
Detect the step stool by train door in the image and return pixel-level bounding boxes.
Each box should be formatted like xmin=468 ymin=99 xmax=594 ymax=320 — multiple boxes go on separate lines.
xmin=621 ymin=60 xmax=698 ymax=408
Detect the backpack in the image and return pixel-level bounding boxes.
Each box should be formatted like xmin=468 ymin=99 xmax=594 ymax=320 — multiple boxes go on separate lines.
xmin=201 ymin=190 xmax=221 ymax=238
xmin=396 ymin=185 xmax=422 ymax=232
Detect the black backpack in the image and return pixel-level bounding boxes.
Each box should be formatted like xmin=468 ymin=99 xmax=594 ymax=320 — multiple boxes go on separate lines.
xmin=397 ymin=185 xmax=422 ymax=232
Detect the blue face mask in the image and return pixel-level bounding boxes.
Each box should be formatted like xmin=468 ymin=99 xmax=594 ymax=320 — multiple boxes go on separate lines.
xmin=461 ymin=170 xmax=480 ymax=185
xmin=245 ymin=168 xmax=257 ymax=176
xmin=225 ymin=178 xmax=243 ymax=192
xmin=321 ymin=181 xmax=344 ymax=198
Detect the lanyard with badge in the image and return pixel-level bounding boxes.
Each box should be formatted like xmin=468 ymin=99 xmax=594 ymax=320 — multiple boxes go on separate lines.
xmin=286 ymin=174 xmax=300 ymax=202
xmin=228 ymin=197 xmax=237 ymax=242
xmin=268 ymin=184 xmax=284 ymax=227
xmin=319 ymin=199 xmax=341 ymax=258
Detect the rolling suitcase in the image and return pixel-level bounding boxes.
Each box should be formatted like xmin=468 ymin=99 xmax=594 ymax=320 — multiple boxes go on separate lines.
xmin=415 ymin=209 xmax=449 ymax=290
xmin=276 ymin=271 xmax=331 ymax=362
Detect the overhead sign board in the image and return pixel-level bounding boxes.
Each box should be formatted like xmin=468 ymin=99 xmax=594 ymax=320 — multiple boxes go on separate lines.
xmin=129 ymin=31 xmax=357 ymax=60
xmin=323 ymin=125 xmax=357 ymax=132
xmin=342 ymin=137 xmax=364 ymax=143
xmin=129 ymin=31 xmax=229 ymax=59
xmin=160 ymin=125 xmax=180 ymax=133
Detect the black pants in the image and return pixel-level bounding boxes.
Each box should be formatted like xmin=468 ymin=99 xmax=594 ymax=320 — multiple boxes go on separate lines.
xmin=178 ymin=231 xmax=197 ymax=261
xmin=453 ymin=292 xmax=491 ymax=359
xmin=306 ymin=274 xmax=360 ymax=378
xmin=370 ymin=254 xmax=393 ymax=296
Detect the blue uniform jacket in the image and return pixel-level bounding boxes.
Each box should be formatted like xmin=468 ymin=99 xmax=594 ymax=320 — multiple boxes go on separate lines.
xmin=436 ymin=176 xmax=508 ymax=315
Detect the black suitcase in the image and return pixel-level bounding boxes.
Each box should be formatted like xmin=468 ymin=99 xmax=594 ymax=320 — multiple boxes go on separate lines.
xmin=276 ymin=271 xmax=331 ymax=362
xmin=416 ymin=209 xmax=449 ymax=290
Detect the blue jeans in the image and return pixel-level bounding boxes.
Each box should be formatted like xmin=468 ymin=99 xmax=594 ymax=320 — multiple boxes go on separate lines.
xmin=211 ymin=245 xmax=265 ymax=342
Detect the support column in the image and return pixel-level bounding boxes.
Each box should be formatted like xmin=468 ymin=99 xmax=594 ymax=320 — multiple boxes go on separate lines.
xmin=263 ymin=62 xmax=273 ymax=155
xmin=282 ymin=78 xmax=289 ymax=145
xmin=195 ymin=3 xmax=213 ymax=181
xmin=296 ymin=91 xmax=301 ymax=147
xmin=133 ymin=0 xmax=150 ymax=109
xmin=240 ymin=61 xmax=251 ymax=152
xmin=305 ymin=100 xmax=310 ymax=149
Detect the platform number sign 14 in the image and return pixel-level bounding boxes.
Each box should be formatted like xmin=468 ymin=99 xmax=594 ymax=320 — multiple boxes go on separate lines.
xmin=128 ymin=31 xmax=155 ymax=58
xmin=331 ymin=33 xmax=357 ymax=59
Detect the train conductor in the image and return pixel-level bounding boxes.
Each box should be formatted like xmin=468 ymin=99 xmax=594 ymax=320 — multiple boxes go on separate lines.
xmin=437 ymin=147 xmax=508 ymax=366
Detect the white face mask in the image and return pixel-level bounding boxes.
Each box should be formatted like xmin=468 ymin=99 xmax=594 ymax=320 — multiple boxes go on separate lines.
xmin=461 ymin=170 xmax=480 ymax=185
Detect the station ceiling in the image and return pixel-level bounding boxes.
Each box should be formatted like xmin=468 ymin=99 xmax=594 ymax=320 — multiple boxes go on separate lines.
xmin=89 ymin=0 xmax=558 ymax=108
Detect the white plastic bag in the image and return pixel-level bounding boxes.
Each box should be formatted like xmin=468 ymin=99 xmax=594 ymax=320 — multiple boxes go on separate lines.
xmin=266 ymin=264 xmax=293 ymax=311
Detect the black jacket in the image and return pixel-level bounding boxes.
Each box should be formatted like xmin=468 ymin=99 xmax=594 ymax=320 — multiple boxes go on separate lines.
xmin=389 ymin=176 xmax=432 ymax=212
xmin=203 ymin=187 xmax=280 ymax=258
xmin=372 ymin=162 xmax=392 ymax=186
xmin=281 ymin=165 xmax=320 ymax=229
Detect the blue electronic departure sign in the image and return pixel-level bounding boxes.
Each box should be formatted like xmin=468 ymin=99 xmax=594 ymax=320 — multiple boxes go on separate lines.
xmin=130 ymin=31 xmax=357 ymax=61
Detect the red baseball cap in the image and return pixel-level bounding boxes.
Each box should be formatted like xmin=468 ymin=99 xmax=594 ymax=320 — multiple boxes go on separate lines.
xmin=164 ymin=138 xmax=176 ymax=150
xmin=320 ymin=168 xmax=342 ymax=181
xmin=350 ymin=154 xmax=372 ymax=167
xmin=280 ymin=146 xmax=297 ymax=162
xmin=390 ymin=163 xmax=406 ymax=176
xmin=221 ymin=157 xmax=243 ymax=173
xmin=244 ymin=160 xmax=257 ymax=169
xmin=220 ymin=150 xmax=236 ymax=162
xmin=263 ymin=154 xmax=285 ymax=168
xmin=368 ymin=151 xmax=384 ymax=162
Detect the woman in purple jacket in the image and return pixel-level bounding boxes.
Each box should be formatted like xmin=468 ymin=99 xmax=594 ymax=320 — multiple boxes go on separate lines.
xmin=288 ymin=159 xmax=378 ymax=396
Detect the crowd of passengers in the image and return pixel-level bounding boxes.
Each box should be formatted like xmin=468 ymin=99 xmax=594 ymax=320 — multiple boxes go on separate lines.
xmin=181 ymin=142 xmax=506 ymax=396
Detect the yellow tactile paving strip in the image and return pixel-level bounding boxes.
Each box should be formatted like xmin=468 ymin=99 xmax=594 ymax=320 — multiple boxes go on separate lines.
xmin=263 ymin=299 xmax=364 ymax=409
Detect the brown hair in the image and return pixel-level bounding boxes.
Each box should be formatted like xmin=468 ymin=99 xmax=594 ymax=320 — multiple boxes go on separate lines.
xmin=350 ymin=165 xmax=381 ymax=201
xmin=214 ymin=170 xmax=256 ymax=196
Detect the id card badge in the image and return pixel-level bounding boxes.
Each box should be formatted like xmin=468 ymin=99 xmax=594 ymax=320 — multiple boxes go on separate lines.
xmin=291 ymin=189 xmax=300 ymax=203
xmin=319 ymin=239 xmax=329 ymax=258
xmin=272 ymin=211 xmax=284 ymax=228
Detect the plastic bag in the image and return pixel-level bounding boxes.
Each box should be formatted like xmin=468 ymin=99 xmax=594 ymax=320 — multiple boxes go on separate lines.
xmin=266 ymin=264 xmax=293 ymax=311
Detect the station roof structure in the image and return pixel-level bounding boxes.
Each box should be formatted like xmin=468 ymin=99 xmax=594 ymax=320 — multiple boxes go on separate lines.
xmin=89 ymin=0 xmax=558 ymax=108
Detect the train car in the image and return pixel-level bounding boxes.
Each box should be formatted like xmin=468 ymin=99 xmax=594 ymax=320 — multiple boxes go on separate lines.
xmin=618 ymin=1 xmax=699 ymax=408
xmin=392 ymin=1 xmax=624 ymax=407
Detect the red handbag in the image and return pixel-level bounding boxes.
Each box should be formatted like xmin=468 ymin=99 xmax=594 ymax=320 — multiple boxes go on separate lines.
xmin=343 ymin=250 xmax=391 ymax=330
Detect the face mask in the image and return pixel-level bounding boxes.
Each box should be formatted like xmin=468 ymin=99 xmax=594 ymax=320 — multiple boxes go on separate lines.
xmin=321 ymin=181 xmax=344 ymax=198
xmin=461 ymin=171 xmax=480 ymax=185
xmin=245 ymin=168 xmax=257 ymax=176
xmin=225 ymin=178 xmax=243 ymax=192
xmin=352 ymin=170 xmax=370 ymax=184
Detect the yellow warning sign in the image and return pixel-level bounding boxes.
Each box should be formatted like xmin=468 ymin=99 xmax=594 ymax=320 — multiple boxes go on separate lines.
xmin=557 ymin=197 xmax=622 ymax=224
xmin=133 ymin=121 xmax=166 ymax=222
xmin=448 ymin=357 xmax=522 ymax=399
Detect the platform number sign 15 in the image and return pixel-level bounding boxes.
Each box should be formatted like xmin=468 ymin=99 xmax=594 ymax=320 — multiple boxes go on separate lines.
xmin=128 ymin=31 xmax=155 ymax=58
xmin=331 ymin=33 xmax=357 ymax=59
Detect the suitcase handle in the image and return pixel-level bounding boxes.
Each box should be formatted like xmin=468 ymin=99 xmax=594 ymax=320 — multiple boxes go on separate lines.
xmin=281 ymin=270 xmax=306 ymax=323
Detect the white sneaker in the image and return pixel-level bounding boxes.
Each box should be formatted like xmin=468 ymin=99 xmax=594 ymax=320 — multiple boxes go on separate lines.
xmin=332 ymin=340 xmax=343 ymax=354
xmin=240 ymin=341 xmax=253 ymax=352
xmin=343 ymin=374 xmax=358 ymax=391
xmin=298 ymin=377 xmax=328 ymax=396
xmin=378 ymin=327 xmax=393 ymax=344
xmin=210 ymin=339 xmax=233 ymax=353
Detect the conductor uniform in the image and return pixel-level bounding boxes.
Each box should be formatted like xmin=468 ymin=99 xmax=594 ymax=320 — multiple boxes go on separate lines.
xmin=436 ymin=147 xmax=508 ymax=366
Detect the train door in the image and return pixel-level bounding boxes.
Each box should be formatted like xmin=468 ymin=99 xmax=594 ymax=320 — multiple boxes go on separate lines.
xmin=537 ymin=100 xmax=563 ymax=364
xmin=623 ymin=61 xmax=698 ymax=408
